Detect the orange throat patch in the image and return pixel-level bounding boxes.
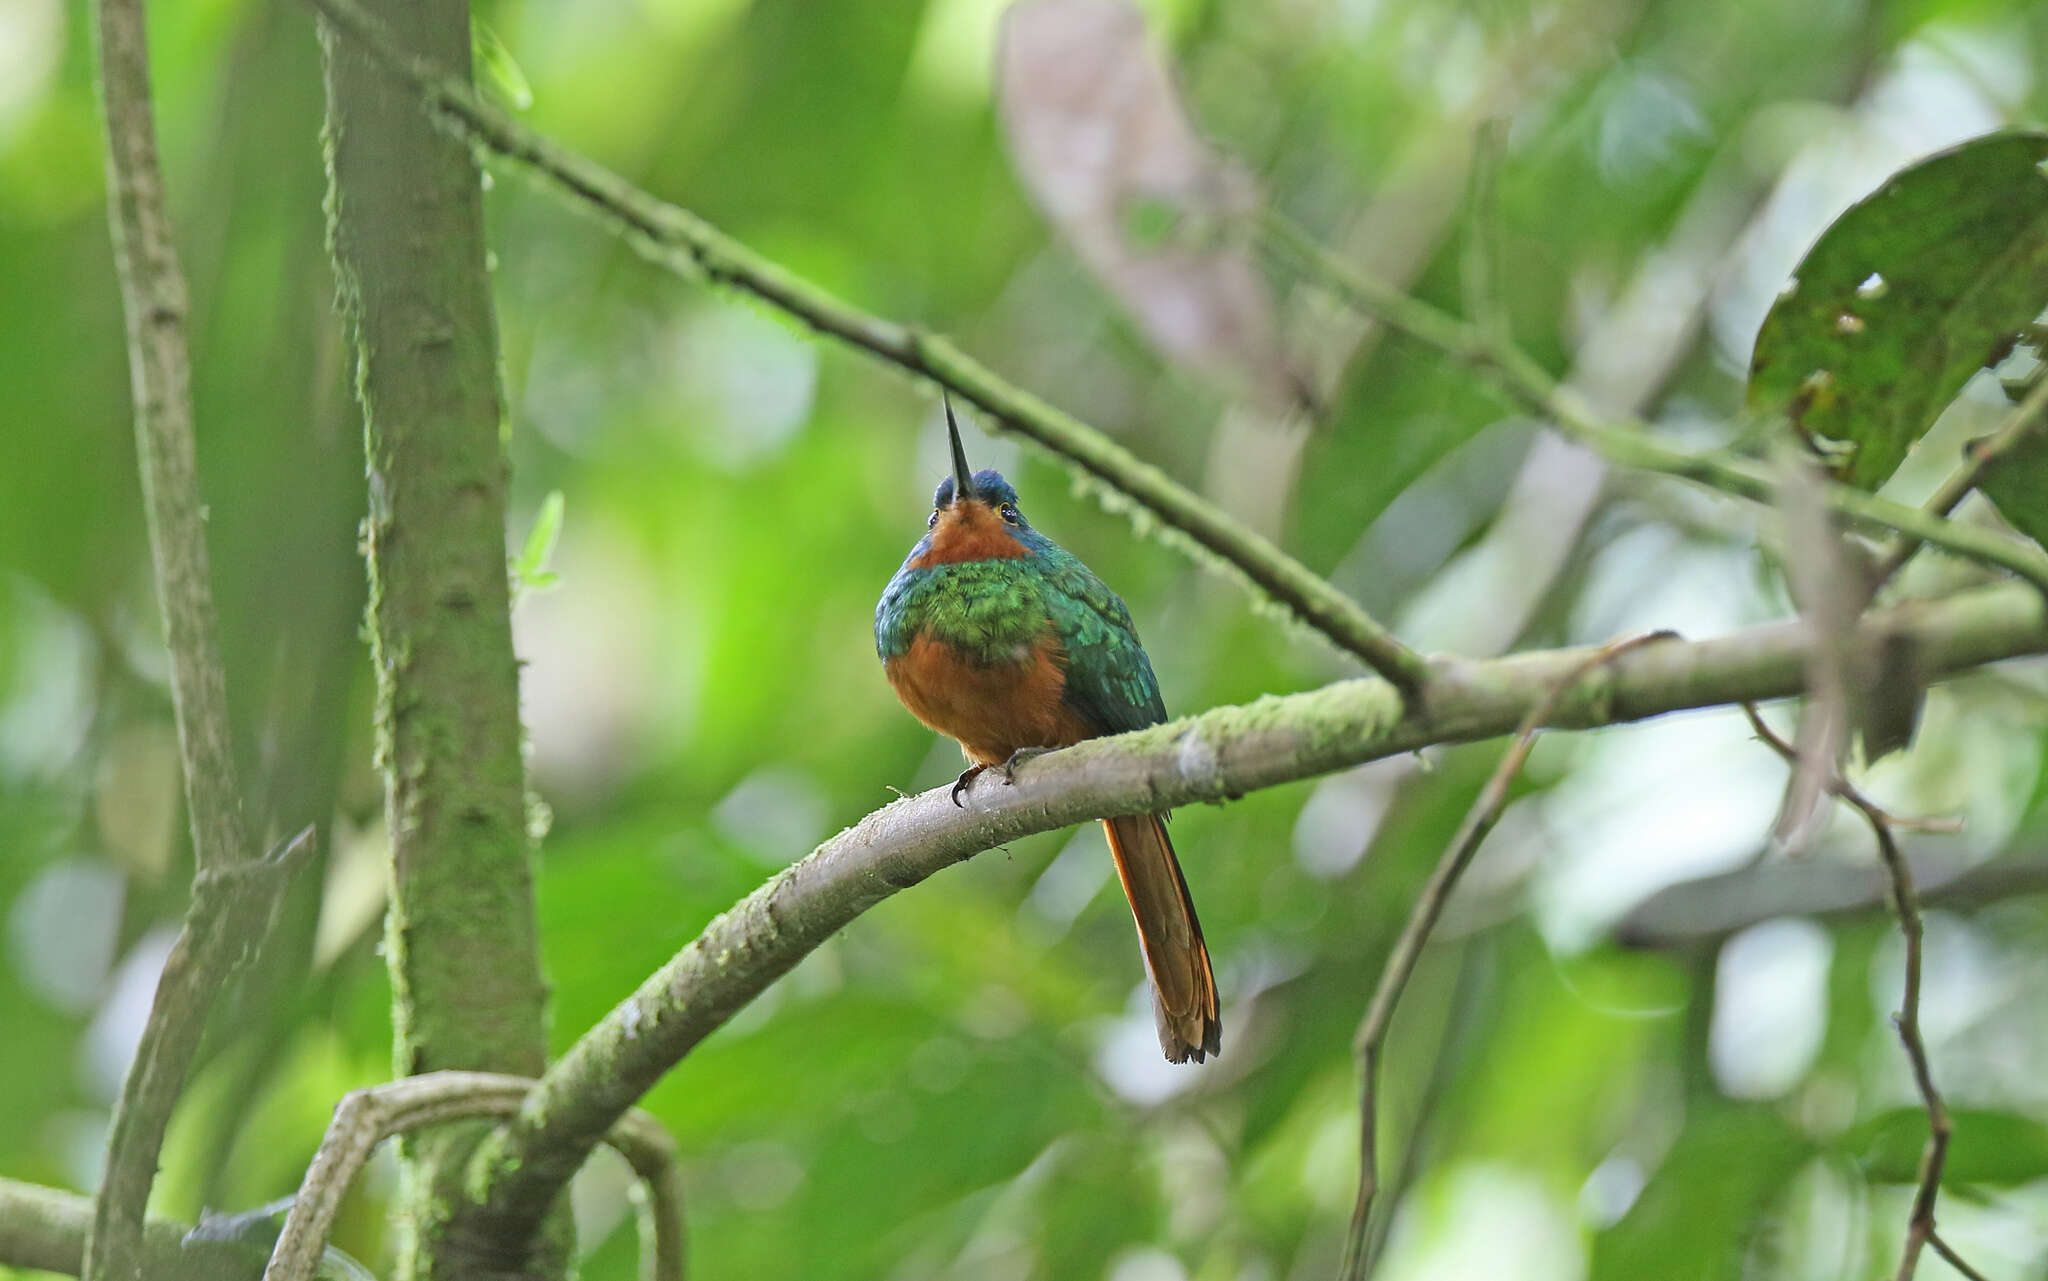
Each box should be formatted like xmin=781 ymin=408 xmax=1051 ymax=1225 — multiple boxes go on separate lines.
xmin=910 ymin=501 xmax=1031 ymax=568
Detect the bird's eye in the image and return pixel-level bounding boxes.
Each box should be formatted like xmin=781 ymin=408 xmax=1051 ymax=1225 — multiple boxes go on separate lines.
xmin=998 ymin=503 xmax=1021 ymax=525
xmin=927 ymin=510 xmax=940 ymax=529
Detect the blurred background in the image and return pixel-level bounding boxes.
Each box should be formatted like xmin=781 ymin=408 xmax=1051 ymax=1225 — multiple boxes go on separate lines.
xmin=5 ymin=0 xmax=2048 ymax=1277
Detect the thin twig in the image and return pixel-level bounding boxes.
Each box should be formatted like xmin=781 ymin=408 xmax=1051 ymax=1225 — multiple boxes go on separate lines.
xmin=263 ymin=1072 xmax=683 ymax=1281
xmin=1738 ymin=705 xmax=1959 ymax=835
xmin=1262 ymin=212 xmax=2048 ymax=595
xmin=87 ymin=829 xmax=313 ymax=1281
xmin=92 ymin=0 xmax=245 ymax=880
xmin=1740 ymin=703 xmax=1976 ymax=1281
xmin=88 ymin=2 xmax=279 ymax=1273
xmin=1358 ymin=936 xmax=1494 ymax=1278
xmin=1927 ymin=1230 xmax=1992 ymax=1281
xmin=1459 ymin=118 xmax=1511 ymax=351
xmin=1872 ymin=369 xmax=2048 ymax=588
xmin=299 ymin=0 xmax=1431 ymax=697
xmin=1338 ymin=629 xmax=1675 ymax=1281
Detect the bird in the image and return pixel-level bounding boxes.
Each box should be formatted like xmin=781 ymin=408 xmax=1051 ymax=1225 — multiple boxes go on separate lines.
xmin=874 ymin=394 xmax=1220 ymax=1063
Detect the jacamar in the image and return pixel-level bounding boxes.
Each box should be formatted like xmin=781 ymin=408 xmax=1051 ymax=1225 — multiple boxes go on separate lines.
xmin=875 ymin=396 xmax=1220 ymax=1063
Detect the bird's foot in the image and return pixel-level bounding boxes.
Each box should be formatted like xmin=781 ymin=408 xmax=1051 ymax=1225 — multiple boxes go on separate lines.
xmin=950 ymin=764 xmax=988 ymax=807
xmin=999 ymin=746 xmax=1051 ymax=784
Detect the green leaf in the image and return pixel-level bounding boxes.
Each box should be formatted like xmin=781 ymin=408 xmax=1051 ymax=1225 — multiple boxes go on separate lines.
xmin=1747 ymin=131 xmax=2048 ymax=489
xmin=1844 ymin=1107 xmax=2048 ymax=1186
xmin=1590 ymin=1102 xmax=1812 ymax=1281
xmin=472 ymin=21 xmax=535 ymax=112
xmin=1982 ymin=409 xmax=2048 ymax=548
xmin=511 ymin=489 xmax=565 ymax=600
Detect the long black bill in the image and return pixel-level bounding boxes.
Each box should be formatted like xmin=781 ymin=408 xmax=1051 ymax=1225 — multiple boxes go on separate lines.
xmin=944 ymin=391 xmax=976 ymax=505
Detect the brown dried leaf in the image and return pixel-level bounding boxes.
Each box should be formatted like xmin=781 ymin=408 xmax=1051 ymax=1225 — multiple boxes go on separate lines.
xmin=1772 ymin=447 xmax=1864 ymax=853
xmin=995 ymin=0 xmax=1295 ymax=411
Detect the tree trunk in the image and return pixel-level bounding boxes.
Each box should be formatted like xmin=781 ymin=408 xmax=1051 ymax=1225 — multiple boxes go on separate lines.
xmin=317 ymin=2 xmax=561 ymax=1275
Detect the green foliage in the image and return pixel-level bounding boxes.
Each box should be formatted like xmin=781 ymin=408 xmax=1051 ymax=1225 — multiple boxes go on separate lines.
xmin=1747 ymin=131 xmax=2048 ymax=490
xmin=1590 ymin=1102 xmax=1813 ymax=1281
xmin=9 ymin=1 xmax=2048 ymax=1280
xmin=1845 ymin=1107 xmax=2048 ymax=1187
xmin=512 ymin=489 xmax=566 ymax=598
xmin=1981 ymin=411 xmax=2048 ymax=548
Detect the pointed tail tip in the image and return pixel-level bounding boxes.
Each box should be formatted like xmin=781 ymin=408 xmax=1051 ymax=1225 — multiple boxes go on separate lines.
xmin=1159 ymin=1006 xmax=1222 ymax=1064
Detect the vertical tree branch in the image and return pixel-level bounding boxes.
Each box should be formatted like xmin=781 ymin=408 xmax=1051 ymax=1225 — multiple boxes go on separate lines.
xmin=85 ymin=2 xmax=302 ymax=1278
xmin=317 ymin=0 xmax=558 ymax=1274
xmin=1738 ymin=706 xmax=1982 ymax=1281
xmin=92 ymin=0 xmax=244 ymax=879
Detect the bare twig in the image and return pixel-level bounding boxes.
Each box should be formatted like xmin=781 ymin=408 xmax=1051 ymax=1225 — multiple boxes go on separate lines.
xmin=299 ymin=0 xmax=1430 ymax=697
xmin=1739 ymin=703 xmax=1975 ymax=1281
xmin=92 ymin=0 xmax=244 ymax=881
xmin=1262 ymin=211 xmax=2048 ymax=595
xmin=1872 ymin=368 xmax=2048 ymax=588
xmin=1738 ymin=705 xmax=1957 ymax=835
xmin=1337 ymin=630 xmax=1675 ymax=1281
xmin=1357 ymin=936 xmax=1494 ymax=1277
xmin=89 ymin=830 xmax=315 ymax=1281
xmin=1927 ymin=1230 xmax=1992 ymax=1281
xmin=87 ymin=1 xmax=288 ymax=1275
xmin=1459 ymin=118 xmax=1511 ymax=350
xmin=263 ymin=1072 xmax=682 ymax=1281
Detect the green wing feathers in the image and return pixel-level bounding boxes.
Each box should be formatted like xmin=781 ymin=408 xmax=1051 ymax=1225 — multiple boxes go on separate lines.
xmin=1042 ymin=551 xmax=1167 ymax=735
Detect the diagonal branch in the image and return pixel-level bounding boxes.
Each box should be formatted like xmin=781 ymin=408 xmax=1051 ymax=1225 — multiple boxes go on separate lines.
xmin=1872 ymin=367 xmax=2048 ymax=587
xmin=454 ymin=584 xmax=2047 ymax=1251
xmin=1261 ymin=212 xmax=2048 ymax=594
xmin=86 ymin=830 xmax=314 ymax=1281
xmin=297 ymin=0 xmax=1431 ymax=696
xmin=263 ymin=1073 xmax=683 ymax=1281
xmin=1338 ymin=630 xmax=1673 ymax=1281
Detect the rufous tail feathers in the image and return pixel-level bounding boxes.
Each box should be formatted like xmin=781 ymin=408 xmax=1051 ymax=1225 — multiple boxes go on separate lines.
xmin=1102 ymin=814 xmax=1220 ymax=1063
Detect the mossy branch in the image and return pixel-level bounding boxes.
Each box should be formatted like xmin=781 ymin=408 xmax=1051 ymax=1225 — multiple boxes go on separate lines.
xmin=0 ymin=1177 xmax=267 ymax=1281
xmin=458 ymin=582 xmax=2048 ymax=1246
xmin=298 ymin=0 xmax=1431 ymax=696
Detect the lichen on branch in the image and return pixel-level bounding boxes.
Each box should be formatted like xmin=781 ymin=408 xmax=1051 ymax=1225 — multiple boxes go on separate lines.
xmin=461 ymin=583 xmax=2047 ymax=1247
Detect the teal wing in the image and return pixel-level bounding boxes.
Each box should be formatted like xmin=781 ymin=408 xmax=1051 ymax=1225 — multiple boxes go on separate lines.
xmin=1041 ymin=548 xmax=1167 ymax=735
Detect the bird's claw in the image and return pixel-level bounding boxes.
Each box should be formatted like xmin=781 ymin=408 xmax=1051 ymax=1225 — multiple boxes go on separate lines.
xmin=949 ymin=764 xmax=987 ymax=807
xmin=1000 ymin=746 xmax=1051 ymax=784
xmin=951 ymin=750 xmax=1050 ymax=805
